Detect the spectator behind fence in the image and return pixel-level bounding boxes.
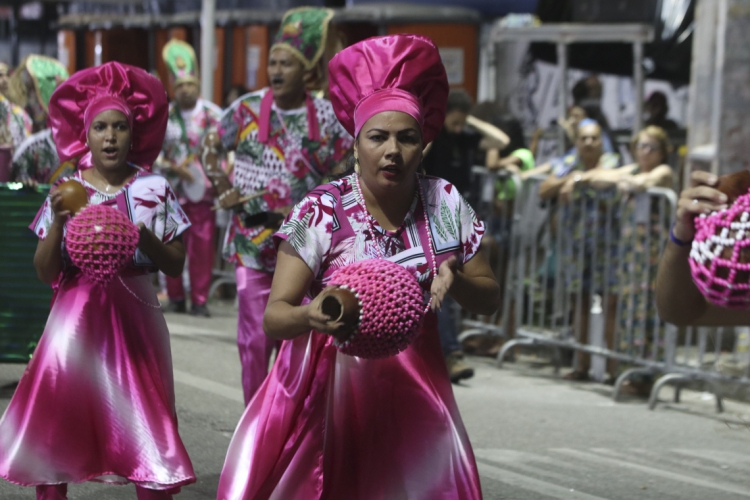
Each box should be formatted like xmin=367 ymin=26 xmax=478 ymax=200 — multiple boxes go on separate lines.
xmin=539 ymin=119 xmax=622 ymax=381
xmin=586 ymin=126 xmax=674 ymax=394
xmin=471 ymin=101 xmax=545 ymax=200
xmin=644 ymin=91 xmax=679 ymax=132
xmin=539 ymin=119 xmax=619 ymax=203
xmin=587 ymin=126 xmax=673 ymax=192
xmin=571 ymin=76 xmax=615 ymax=154
xmin=423 ymin=89 xmax=509 ymax=198
xmin=422 ymin=89 xmax=509 ymax=383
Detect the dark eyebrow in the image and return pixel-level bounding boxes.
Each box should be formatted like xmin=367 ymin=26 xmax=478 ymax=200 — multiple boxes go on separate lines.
xmin=92 ymin=120 xmax=129 ymax=128
xmin=366 ymin=128 xmax=419 ymax=135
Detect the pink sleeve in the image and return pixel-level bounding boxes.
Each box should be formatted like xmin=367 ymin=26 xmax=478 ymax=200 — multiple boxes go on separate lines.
xmin=29 ymin=196 xmax=53 ymax=239
xmin=274 ymin=193 xmax=335 ymax=276
xmin=161 ymin=182 xmax=191 ymax=243
xmin=458 ymin=193 xmax=485 ymax=264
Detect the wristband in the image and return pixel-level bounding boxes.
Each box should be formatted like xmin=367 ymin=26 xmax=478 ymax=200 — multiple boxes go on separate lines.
xmin=670 ymin=225 xmax=692 ymax=247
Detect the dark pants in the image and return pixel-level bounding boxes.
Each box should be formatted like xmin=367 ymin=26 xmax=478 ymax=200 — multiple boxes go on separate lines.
xmin=437 ymin=296 xmax=461 ymax=356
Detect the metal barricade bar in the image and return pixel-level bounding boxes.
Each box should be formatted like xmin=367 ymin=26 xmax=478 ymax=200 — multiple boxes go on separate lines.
xmin=451 ymin=168 xmax=750 ymax=412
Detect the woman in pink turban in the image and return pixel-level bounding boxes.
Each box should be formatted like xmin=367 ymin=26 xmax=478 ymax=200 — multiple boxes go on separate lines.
xmin=217 ymin=34 xmax=499 ymax=500
xmin=0 ymin=62 xmax=196 ymax=500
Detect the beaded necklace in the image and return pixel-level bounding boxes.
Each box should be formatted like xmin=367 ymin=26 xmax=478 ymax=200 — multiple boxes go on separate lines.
xmin=352 ymin=173 xmax=438 ymax=312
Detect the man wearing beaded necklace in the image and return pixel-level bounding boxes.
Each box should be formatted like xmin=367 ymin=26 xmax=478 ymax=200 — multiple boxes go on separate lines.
xmin=155 ymin=39 xmax=223 ymax=317
xmin=216 ymin=7 xmax=352 ymax=404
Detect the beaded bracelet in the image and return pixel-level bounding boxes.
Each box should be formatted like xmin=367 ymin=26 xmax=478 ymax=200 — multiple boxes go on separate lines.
xmin=669 ymin=225 xmax=692 ymax=247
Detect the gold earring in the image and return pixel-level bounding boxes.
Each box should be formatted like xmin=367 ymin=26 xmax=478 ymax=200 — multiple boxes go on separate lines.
xmin=354 ymin=156 xmax=361 ymax=176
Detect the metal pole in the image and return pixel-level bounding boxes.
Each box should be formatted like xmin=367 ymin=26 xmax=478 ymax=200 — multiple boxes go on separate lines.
xmin=9 ymin=5 xmax=18 ymax=67
xmin=147 ymin=28 xmax=156 ymax=75
xmin=710 ymin=0 xmax=728 ymax=176
xmin=200 ymin=0 xmax=216 ymax=102
xmin=495 ymin=41 xmax=503 ymax=107
xmin=557 ymin=42 xmax=568 ymax=155
xmin=633 ymin=40 xmax=644 ymax=134
xmin=94 ymin=31 xmax=103 ymax=67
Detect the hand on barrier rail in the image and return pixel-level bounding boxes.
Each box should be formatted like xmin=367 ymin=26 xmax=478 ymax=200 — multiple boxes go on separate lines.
xmin=673 ymin=171 xmax=728 ymax=243
xmin=558 ymin=170 xmax=597 ymax=205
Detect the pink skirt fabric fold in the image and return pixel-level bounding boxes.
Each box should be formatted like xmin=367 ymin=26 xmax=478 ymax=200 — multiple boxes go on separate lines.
xmin=217 ymin=313 xmax=482 ymax=500
xmin=235 ymin=266 xmax=279 ymax=404
xmin=0 ymin=272 xmax=196 ymax=490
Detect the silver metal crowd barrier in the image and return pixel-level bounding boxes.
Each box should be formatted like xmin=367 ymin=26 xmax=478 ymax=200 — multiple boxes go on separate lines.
xmin=458 ymin=167 xmax=521 ymax=343
xmin=464 ymin=169 xmax=750 ymax=412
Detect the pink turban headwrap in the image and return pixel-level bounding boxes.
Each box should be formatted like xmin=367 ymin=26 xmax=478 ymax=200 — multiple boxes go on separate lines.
xmin=328 ymin=34 xmax=449 ymax=145
xmin=48 ymin=61 xmax=168 ymax=169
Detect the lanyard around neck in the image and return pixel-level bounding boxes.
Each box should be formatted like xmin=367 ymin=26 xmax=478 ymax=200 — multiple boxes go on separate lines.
xmin=257 ymin=89 xmax=320 ymax=145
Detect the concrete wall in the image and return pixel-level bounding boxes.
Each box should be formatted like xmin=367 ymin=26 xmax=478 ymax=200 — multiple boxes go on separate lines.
xmin=717 ymin=0 xmax=750 ymax=174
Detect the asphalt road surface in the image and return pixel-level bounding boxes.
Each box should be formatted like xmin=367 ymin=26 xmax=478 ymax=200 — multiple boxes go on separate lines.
xmin=1 ymin=301 xmax=749 ymax=499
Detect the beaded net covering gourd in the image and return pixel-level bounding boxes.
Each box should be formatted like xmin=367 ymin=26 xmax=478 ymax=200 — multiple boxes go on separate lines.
xmin=328 ymin=259 xmax=426 ymax=359
xmin=65 ymin=204 xmax=140 ymax=284
xmin=689 ymin=193 xmax=750 ymax=309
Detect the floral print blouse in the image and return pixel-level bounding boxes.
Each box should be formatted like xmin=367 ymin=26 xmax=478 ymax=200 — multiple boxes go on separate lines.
xmin=218 ymin=88 xmax=352 ymax=272
xmin=275 ymin=174 xmax=485 ymax=298
xmin=31 ymin=168 xmax=191 ymax=271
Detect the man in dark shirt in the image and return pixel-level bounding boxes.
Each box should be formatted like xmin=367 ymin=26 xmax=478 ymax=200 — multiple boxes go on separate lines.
xmin=423 ymin=90 xmax=483 ymax=196
xmin=644 ymin=91 xmax=679 ymax=131
xmin=423 ymin=89 xmax=509 ymax=382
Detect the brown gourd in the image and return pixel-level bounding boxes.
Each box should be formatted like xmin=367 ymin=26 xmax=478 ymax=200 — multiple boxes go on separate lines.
xmin=54 ymin=179 xmax=88 ymax=215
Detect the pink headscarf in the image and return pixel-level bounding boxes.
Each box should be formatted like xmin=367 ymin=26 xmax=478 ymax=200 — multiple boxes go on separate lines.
xmin=328 ymin=34 xmax=449 ymax=144
xmin=49 ymin=62 xmax=168 ymax=170
xmin=83 ymin=95 xmax=134 ymax=133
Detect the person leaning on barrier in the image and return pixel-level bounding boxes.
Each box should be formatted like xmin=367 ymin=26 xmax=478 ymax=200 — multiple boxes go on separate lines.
xmin=538 ymin=119 xmax=620 ymax=204
xmin=587 ymin=126 xmax=674 ymax=395
xmin=655 ymin=171 xmax=750 ymax=325
xmin=422 ymin=91 xmax=510 ymax=382
xmin=468 ymin=101 xmax=543 ymax=202
xmin=538 ymin=119 xmax=622 ymax=381
xmin=584 ymin=126 xmax=673 ymax=192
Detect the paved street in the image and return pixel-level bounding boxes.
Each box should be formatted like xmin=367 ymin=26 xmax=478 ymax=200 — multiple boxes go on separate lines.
xmin=1 ymin=301 xmax=750 ymax=499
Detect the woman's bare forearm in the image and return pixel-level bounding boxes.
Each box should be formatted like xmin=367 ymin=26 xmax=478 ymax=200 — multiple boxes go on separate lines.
xmin=137 ymin=229 xmax=185 ymax=278
xmin=33 ymin=223 xmax=65 ymax=284
xmin=263 ymin=300 xmax=314 ymax=340
xmin=539 ymin=175 xmax=569 ymax=200
xmin=655 ymin=242 xmax=707 ymax=324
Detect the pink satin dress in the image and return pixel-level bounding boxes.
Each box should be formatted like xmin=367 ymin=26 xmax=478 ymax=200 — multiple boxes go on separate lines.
xmin=217 ymin=175 xmax=485 ymax=499
xmin=0 ymin=170 xmax=196 ymax=492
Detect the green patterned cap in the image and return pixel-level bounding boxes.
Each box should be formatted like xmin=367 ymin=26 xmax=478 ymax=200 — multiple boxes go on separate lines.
xmin=272 ymin=7 xmax=334 ymax=69
xmin=162 ymin=39 xmax=199 ymax=85
xmin=11 ymin=55 xmax=68 ymax=111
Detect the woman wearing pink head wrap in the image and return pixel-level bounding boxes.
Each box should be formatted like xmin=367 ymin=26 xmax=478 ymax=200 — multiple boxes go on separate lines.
xmin=217 ymin=35 xmax=498 ymax=499
xmin=0 ymin=62 xmax=196 ymax=500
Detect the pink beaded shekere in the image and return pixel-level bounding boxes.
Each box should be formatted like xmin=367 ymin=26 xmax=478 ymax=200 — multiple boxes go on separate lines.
xmin=689 ymin=193 xmax=750 ymax=308
xmin=65 ymin=204 xmax=140 ymax=284
xmin=328 ymin=259 xmax=427 ymax=359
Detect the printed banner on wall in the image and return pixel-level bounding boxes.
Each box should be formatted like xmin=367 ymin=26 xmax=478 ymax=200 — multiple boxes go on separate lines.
xmin=439 ymin=47 xmax=465 ymax=85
